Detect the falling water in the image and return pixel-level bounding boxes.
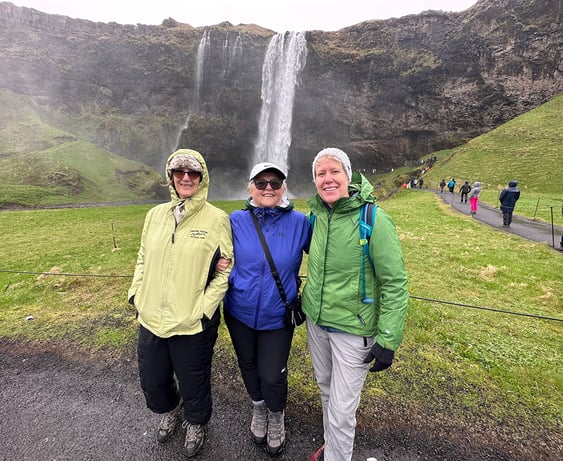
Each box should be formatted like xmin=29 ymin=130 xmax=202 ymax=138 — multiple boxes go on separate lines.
xmin=252 ymin=31 xmax=307 ymax=174
xmin=172 ymin=29 xmax=210 ymax=151
xmin=195 ymin=29 xmax=210 ymax=98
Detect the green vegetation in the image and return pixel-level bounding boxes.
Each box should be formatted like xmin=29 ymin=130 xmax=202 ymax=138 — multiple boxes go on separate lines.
xmin=413 ymin=93 xmax=563 ymax=224
xmin=0 ymin=72 xmax=561 ymax=451
xmin=0 ymin=89 xmax=164 ymax=208
xmin=0 ymin=193 xmax=561 ymax=439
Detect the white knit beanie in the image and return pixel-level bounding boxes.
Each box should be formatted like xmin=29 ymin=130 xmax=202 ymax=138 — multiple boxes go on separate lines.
xmin=311 ymin=147 xmax=352 ymax=182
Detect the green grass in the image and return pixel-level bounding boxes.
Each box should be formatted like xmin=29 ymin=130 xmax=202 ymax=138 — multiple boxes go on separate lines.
xmin=410 ymin=93 xmax=563 ymax=224
xmin=0 ymin=88 xmax=164 ymax=207
xmin=1 ymin=193 xmax=561 ymax=438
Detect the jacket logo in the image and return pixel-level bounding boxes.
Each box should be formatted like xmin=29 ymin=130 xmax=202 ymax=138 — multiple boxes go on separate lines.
xmin=190 ymin=229 xmax=208 ymax=239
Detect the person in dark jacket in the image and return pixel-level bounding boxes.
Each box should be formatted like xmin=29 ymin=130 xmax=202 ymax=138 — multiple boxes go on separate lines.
xmin=223 ymin=162 xmax=310 ymax=455
xmin=459 ymin=181 xmax=472 ymax=203
xmin=499 ymin=180 xmax=521 ymax=227
xmin=439 ymin=179 xmax=446 ymax=194
xmin=303 ymin=148 xmax=408 ymax=461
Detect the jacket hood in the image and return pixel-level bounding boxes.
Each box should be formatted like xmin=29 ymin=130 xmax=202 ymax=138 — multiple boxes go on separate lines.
xmin=165 ymin=149 xmax=209 ymax=208
xmin=508 ymin=180 xmax=518 ymax=187
xmin=473 ymin=182 xmax=481 ymax=187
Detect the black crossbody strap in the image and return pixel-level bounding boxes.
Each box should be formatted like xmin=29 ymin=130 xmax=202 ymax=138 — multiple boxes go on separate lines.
xmin=250 ymin=211 xmax=288 ymax=305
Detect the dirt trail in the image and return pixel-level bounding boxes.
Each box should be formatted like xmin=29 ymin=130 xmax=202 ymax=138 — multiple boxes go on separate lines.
xmin=2 ymin=339 xmax=561 ymax=461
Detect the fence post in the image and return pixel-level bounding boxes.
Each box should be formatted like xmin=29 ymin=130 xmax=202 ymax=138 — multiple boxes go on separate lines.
xmin=550 ymin=207 xmax=555 ymax=248
xmin=533 ymin=197 xmax=541 ymax=221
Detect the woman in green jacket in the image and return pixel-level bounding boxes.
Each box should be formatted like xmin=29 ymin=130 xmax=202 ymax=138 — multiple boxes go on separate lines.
xmin=128 ymin=149 xmax=233 ymax=458
xmin=303 ymin=148 xmax=408 ymax=461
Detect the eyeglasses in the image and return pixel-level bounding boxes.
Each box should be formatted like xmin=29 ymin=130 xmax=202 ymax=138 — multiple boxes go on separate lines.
xmin=253 ymin=179 xmax=283 ymax=190
xmin=172 ymin=170 xmax=201 ymax=180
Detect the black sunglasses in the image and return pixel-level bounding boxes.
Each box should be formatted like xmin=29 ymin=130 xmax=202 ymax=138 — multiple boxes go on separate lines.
xmin=253 ymin=179 xmax=283 ymax=190
xmin=172 ymin=170 xmax=201 ymax=180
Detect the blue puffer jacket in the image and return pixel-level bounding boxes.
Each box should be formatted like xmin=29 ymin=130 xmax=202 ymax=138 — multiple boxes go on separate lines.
xmin=224 ymin=200 xmax=311 ymax=330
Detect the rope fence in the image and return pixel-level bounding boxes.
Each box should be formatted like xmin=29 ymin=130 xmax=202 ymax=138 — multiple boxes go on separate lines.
xmin=1 ymin=269 xmax=561 ymax=323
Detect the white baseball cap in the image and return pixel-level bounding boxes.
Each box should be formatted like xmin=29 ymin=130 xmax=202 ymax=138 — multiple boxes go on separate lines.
xmin=249 ymin=162 xmax=287 ymax=181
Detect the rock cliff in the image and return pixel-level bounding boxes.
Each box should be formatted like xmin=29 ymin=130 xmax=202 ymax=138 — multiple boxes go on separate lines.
xmin=0 ymin=0 xmax=560 ymax=196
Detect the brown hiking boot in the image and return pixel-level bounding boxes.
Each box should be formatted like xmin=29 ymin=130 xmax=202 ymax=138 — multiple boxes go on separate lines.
xmin=156 ymin=400 xmax=182 ymax=443
xmin=183 ymin=421 xmax=207 ymax=458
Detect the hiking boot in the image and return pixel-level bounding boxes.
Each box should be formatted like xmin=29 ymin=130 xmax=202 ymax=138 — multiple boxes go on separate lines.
xmin=250 ymin=401 xmax=268 ymax=444
xmin=183 ymin=421 xmax=207 ymax=458
xmin=157 ymin=400 xmax=183 ymax=443
xmin=266 ymin=409 xmax=285 ymax=455
xmin=309 ymin=444 xmax=325 ymax=461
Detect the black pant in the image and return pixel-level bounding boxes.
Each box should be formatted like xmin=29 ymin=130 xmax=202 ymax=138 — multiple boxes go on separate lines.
xmin=137 ymin=322 xmax=219 ymax=425
xmin=460 ymin=192 xmax=468 ymax=202
xmin=224 ymin=310 xmax=293 ymax=412
xmin=501 ymin=206 xmax=514 ymax=225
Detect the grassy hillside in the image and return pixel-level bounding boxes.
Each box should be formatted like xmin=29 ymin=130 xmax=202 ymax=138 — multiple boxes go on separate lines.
xmin=0 ymin=89 xmax=165 ymax=208
xmin=0 ymin=194 xmax=561 ymax=459
xmin=414 ymin=93 xmax=563 ymax=221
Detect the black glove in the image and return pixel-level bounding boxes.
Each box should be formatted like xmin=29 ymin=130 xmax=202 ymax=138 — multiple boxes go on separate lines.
xmin=363 ymin=342 xmax=394 ymax=372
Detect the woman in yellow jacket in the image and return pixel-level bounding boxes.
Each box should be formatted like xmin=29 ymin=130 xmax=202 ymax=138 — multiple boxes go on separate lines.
xmin=128 ymin=149 xmax=233 ymax=458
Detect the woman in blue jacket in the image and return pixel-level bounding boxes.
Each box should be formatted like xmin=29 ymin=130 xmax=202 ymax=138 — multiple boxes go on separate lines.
xmin=223 ymin=162 xmax=310 ymax=455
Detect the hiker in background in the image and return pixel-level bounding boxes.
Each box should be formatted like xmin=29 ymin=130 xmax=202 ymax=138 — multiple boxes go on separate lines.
xmin=469 ymin=181 xmax=481 ymax=215
xmin=303 ymin=147 xmax=409 ymax=461
xmin=223 ymin=162 xmax=310 ymax=455
xmin=128 ymin=149 xmax=233 ymax=458
xmin=499 ymin=180 xmax=521 ymax=227
xmin=459 ymin=181 xmax=472 ymax=203
xmin=439 ymin=179 xmax=446 ymax=194
xmin=418 ymin=178 xmax=424 ymax=189
xmin=447 ymin=178 xmax=456 ymax=193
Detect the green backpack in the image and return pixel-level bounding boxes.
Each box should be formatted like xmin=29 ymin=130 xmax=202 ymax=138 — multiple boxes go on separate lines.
xmin=309 ymin=203 xmax=378 ymax=303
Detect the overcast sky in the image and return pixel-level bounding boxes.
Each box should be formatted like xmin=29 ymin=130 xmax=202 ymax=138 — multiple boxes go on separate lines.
xmin=12 ymin=0 xmax=478 ymax=32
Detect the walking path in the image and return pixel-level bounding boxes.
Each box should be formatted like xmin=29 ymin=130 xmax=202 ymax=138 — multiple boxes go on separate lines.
xmin=433 ymin=190 xmax=563 ymax=252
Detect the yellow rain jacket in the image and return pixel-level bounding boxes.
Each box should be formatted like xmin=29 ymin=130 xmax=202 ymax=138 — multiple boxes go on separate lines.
xmin=128 ymin=149 xmax=233 ymax=337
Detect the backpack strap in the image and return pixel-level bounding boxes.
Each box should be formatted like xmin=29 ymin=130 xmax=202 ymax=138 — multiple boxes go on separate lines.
xmin=359 ymin=203 xmax=377 ymax=304
xmin=310 ymin=203 xmax=378 ymax=304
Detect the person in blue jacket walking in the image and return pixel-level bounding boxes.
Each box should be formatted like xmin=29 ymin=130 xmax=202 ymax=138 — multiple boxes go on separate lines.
xmin=223 ymin=162 xmax=311 ymax=455
xmin=499 ymin=180 xmax=521 ymax=227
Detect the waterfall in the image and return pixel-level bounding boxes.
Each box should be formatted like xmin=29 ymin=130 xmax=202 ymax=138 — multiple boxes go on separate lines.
xmin=252 ymin=31 xmax=307 ymax=174
xmin=222 ymin=33 xmax=243 ymax=75
xmin=195 ymin=29 xmax=210 ymax=98
xmin=172 ymin=29 xmax=210 ymax=151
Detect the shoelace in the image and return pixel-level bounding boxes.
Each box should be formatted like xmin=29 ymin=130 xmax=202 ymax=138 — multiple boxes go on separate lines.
xmin=253 ymin=406 xmax=268 ymax=423
xmin=268 ymin=413 xmax=283 ymax=437
xmin=182 ymin=422 xmax=201 ymax=440
xmin=160 ymin=411 xmax=178 ymax=431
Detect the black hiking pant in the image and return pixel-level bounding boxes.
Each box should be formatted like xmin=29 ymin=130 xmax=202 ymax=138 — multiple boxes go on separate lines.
xmin=224 ymin=310 xmax=293 ymax=412
xmin=137 ymin=321 xmax=219 ymax=425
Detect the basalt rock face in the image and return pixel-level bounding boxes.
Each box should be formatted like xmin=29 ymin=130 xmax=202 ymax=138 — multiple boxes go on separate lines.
xmin=0 ymin=0 xmax=561 ymax=195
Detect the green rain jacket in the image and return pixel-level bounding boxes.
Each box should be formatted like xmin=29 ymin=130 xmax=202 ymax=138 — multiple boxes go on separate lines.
xmin=128 ymin=149 xmax=233 ymax=338
xmin=302 ymin=172 xmax=408 ymax=351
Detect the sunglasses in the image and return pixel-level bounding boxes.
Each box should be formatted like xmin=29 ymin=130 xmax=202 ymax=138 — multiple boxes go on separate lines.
xmin=253 ymin=179 xmax=283 ymax=190
xmin=172 ymin=170 xmax=201 ymax=180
